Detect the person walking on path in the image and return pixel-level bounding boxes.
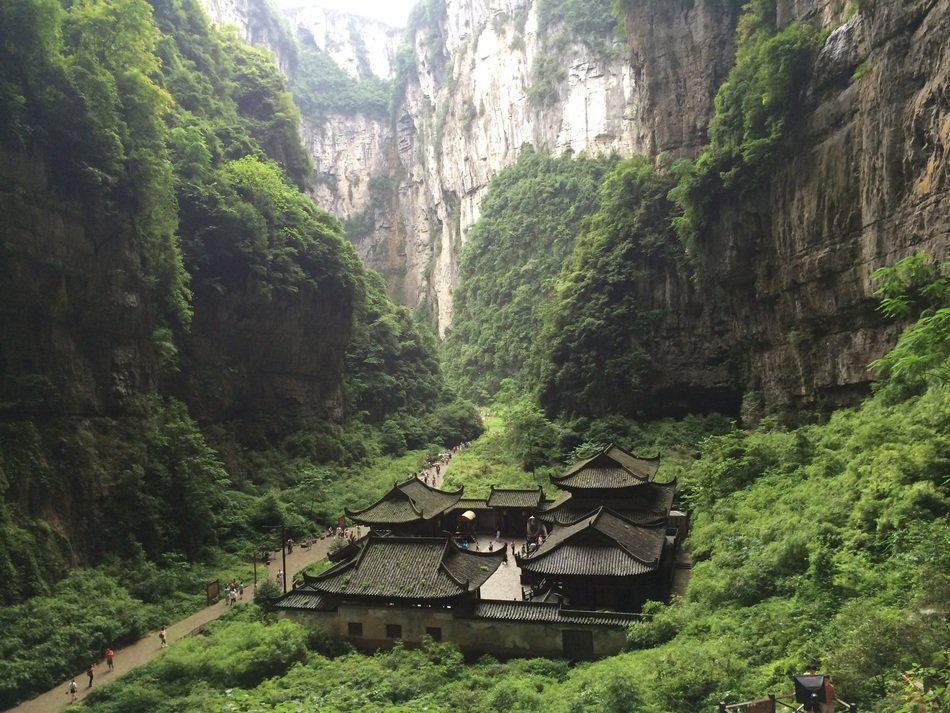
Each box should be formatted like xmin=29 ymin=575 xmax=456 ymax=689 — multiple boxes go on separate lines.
xmin=86 ymin=663 xmax=95 ymax=688
xmin=66 ymin=679 xmax=78 ymax=703
xmin=105 ymin=648 xmax=114 ymax=672
xmin=159 ymin=627 xmax=168 ymax=648
xmin=11 ymin=536 xmax=336 ymax=713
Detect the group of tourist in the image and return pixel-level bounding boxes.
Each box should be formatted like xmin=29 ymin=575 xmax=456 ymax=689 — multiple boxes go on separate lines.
xmin=415 ymin=442 xmax=470 ymax=486
xmin=324 ymin=525 xmax=357 ymax=541
xmin=223 ymin=579 xmax=245 ymax=605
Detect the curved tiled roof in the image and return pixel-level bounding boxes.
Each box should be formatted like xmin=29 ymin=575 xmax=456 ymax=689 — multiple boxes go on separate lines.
xmin=486 ymin=486 xmax=545 ymax=509
xmin=304 ymin=535 xmax=505 ymax=601
xmin=538 ymin=481 xmax=676 ymax=526
xmin=517 ymin=508 xmax=666 ymax=577
xmin=454 ymin=498 xmax=492 ymax=511
xmin=345 ymin=477 xmax=464 ymax=525
xmin=276 ymin=590 xmax=336 ymax=611
xmin=474 ymin=600 xmax=641 ymax=627
xmin=551 ymin=444 xmax=660 ymax=491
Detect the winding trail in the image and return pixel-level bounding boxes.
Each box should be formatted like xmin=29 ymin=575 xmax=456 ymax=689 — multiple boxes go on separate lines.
xmin=7 ymin=532 xmax=347 ymax=713
xmin=11 ymin=447 xmax=466 ymax=713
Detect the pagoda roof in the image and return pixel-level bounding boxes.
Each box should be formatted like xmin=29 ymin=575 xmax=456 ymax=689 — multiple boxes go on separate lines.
xmin=516 ymin=508 xmax=666 ymax=578
xmin=454 ymin=498 xmax=492 ymax=511
xmin=301 ymin=534 xmax=505 ymax=601
xmin=345 ymin=476 xmax=463 ymax=525
xmin=486 ymin=486 xmax=545 ymax=509
xmin=550 ymin=444 xmax=660 ymax=492
xmin=538 ymin=481 xmax=676 ymax=527
xmin=473 ymin=601 xmax=640 ymax=627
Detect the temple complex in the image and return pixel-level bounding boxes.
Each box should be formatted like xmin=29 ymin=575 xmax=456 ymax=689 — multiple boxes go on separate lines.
xmin=275 ymin=444 xmax=685 ymax=659
xmin=344 ymin=476 xmax=463 ymax=536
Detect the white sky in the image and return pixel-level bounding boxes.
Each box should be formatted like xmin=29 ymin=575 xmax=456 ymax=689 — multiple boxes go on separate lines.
xmin=281 ymin=0 xmax=419 ymax=27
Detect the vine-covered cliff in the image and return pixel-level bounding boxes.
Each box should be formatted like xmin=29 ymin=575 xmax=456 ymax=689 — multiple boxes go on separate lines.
xmin=0 ymin=0 xmax=464 ymax=592
xmin=220 ymin=0 xmax=947 ymax=418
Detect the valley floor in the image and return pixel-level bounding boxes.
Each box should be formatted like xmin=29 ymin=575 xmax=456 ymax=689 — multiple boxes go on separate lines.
xmin=7 ymin=536 xmax=338 ymax=713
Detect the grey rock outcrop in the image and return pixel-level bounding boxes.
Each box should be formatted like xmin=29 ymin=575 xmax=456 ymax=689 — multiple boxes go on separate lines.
xmin=205 ymin=0 xmax=949 ymax=417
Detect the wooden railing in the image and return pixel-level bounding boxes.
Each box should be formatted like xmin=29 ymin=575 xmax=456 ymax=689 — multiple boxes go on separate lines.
xmin=718 ymin=693 xmax=858 ymax=712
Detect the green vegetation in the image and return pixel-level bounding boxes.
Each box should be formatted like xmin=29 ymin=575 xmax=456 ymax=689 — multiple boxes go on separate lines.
xmin=538 ymin=0 xmax=618 ymax=47
xmin=4 ymin=245 xmax=949 ymax=710
xmin=0 ymin=0 xmax=475 ymax=705
xmin=668 ymin=0 xmax=819 ymax=257
xmin=443 ymin=153 xmax=687 ymax=421
xmin=291 ymin=45 xmax=390 ymax=122
xmin=0 ymin=0 xmax=191 ymax=327
xmin=443 ymin=148 xmax=614 ymax=401
xmin=246 ymin=0 xmax=299 ymax=69
xmin=1 ymin=0 xmax=948 ymax=710
xmin=70 ymin=338 xmax=950 ymax=712
xmin=529 ymin=0 xmax=618 ymax=107
xmin=870 ymin=253 xmax=950 ymax=398
xmin=346 ymin=270 xmax=483 ymax=451
xmin=539 ymin=158 xmax=681 ymax=419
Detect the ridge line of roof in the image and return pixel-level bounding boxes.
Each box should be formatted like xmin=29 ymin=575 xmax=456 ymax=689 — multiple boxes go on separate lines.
xmin=398 ymin=474 xmax=464 ymax=496
xmin=518 ymin=506 xmax=666 ymax=566
xmin=344 ymin=480 xmax=407 ymax=517
xmin=439 ymin=539 xmax=468 ymax=588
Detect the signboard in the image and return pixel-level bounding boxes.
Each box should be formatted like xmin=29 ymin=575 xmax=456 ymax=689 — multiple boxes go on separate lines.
xmin=206 ymin=580 xmax=220 ymax=606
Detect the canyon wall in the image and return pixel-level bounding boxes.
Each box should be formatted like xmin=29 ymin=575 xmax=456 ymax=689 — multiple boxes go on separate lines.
xmin=205 ymin=0 xmax=948 ymax=417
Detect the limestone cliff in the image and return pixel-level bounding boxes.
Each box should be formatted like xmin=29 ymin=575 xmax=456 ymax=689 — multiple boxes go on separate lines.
xmin=679 ymin=0 xmax=948 ymax=417
xmin=0 ymin=154 xmax=159 ymax=417
xmin=204 ymin=0 xmax=652 ymax=327
xmin=388 ymin=0 xmax=653 ymax=328
xmin=209 ymin=0 xmax=948 ymax=417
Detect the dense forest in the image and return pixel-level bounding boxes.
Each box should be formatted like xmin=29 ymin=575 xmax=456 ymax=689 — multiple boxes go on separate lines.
xmin=0 ymin=0 xmax=947 ymax=710
xmin=0 ymin=0 xmax=481 ymax=703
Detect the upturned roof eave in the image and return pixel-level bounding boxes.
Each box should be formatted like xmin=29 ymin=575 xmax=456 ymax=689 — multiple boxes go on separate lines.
xmin=517 ymin=507 xmax=664 ymax=568
xmin=551 ymin=443 xmax=661 ymax=487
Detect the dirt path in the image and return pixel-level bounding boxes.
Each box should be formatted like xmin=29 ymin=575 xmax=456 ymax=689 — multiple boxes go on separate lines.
xmin=7 ymin=531 xmax=353 ymax=713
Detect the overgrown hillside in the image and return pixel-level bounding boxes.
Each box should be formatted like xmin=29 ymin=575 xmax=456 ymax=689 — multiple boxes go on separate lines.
xmin=0 ymin=0 xmax=947 ymax=710
xmin=71 ymin=283 xmax=950 ymax=710
xmin=0 ymin=0 xmax=476 ymax=606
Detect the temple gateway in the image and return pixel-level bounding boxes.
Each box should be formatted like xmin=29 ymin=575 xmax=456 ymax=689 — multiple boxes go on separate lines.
xmin=275 ymin=444 xmax=686 ymax=660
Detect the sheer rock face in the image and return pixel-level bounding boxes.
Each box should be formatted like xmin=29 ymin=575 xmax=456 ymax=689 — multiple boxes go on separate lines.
xmin=620 ymin=0 xmax=741 ymax=156
xmin=0 ymin=157 xmax=158 ymax=417
xmin=208 ymin=0 xmax=948 ymax=418
xmin=177 ymin=278 xmax=351 ymax=428
xmin=249 ymin=0 xmax=652 ymax=327
xmin=684 ymin=0 xmax=949 ymax=417
xmin=394 ymin=0 xmax=650 ymax=329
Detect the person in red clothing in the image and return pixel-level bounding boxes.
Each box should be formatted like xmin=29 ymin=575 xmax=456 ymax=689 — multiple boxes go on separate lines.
xmin=105 ymin=647 xmax=114 ymax=671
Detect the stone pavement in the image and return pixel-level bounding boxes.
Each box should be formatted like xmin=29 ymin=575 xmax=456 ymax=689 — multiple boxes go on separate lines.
xmin=10 ymin=447 xmax=480 ymax=712
xmin=6 ymin=531 xmax=347 ymax=713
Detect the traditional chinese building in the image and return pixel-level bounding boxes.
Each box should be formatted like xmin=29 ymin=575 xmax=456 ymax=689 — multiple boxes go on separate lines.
xmin=516 ymin=507 xmax=674 ymax=612
xmin=538 ymin=444 xmax=670 ymax=525
xmin=298 ymin=534 xmax=504 ymax=606
xmin=277 ymin=442 xmax=683 ymax=656
xmin=486 ymin=486 xmax=546 ymax=536
xmin=518 ymin=444 xmax=680 ymax=613
xmin=277 ymin=533 xmax=638 ymax=659
xmin=344 ymin=476 xmax=463 ymax=536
